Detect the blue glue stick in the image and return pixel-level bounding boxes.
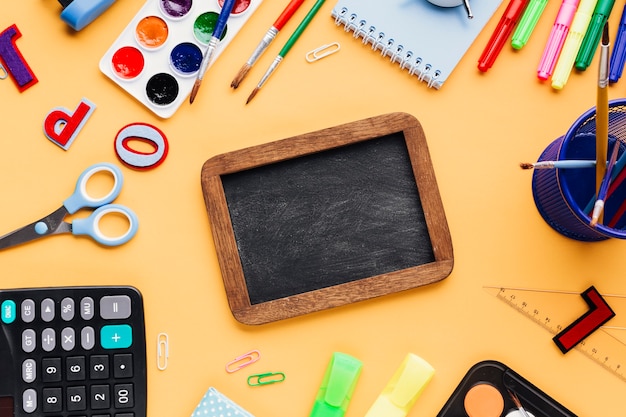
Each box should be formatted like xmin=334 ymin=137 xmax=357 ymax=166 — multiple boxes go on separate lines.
xmin=58 ymin=0 xmax=117 ymax=31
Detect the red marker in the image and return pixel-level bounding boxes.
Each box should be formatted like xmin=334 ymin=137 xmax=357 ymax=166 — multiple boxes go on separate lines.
xmin=478 ymin=0 xmax=530 ymax=72
xmin=231 ymin=0 xmax=306 ymax=88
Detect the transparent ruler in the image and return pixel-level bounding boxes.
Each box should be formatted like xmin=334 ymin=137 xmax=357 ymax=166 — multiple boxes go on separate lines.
xmin=485 ymin=286 xmax=626 ymax=383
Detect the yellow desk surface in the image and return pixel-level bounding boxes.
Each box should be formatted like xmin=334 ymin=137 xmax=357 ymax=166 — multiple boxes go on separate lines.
xmin=2 ymin=1 xmax=626 ymax=416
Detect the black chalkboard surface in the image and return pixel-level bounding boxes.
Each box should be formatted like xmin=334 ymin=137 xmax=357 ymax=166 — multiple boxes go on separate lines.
xmin=201 ymin=113 xmax=453 ymax=325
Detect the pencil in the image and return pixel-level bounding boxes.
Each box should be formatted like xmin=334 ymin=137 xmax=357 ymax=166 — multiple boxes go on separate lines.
xmin=189 ymin=0 xmax=237 ymax=104
xmin=592 ymin=22 xmax=610 ymax=224
xmin=246 ymin=0 xmax=326 ymax=104
xmin=231 ymin=0 xmax=306 ymax=88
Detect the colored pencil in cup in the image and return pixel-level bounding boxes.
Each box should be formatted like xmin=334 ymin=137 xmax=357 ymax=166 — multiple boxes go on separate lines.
xmin=231 ymin=0 xmax=306 ymax=88
xmin=246 ymin=0 xmax=326 ymax=104
xmin=189 ymin=0 xmax=237 ymax=104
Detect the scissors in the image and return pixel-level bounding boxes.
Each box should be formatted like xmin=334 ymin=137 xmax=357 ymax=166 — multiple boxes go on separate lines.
xmin=0 ymin=162 xmax=138 ymax=249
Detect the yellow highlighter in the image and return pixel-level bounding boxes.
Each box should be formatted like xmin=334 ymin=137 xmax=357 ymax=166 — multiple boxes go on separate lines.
xmin=551 ymin=0 xmax=599 ymax=89
xmin=364 ymin=353 xmax=435 ymax=417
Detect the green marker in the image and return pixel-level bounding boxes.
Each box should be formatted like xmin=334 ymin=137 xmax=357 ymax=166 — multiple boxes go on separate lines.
xmin=309 ymin=352 xmax=362 ymax=417
xmin=511 ymin=0 xmax=549 ymax=49
xmin=575 ymin=0 xmax=616 ymax=70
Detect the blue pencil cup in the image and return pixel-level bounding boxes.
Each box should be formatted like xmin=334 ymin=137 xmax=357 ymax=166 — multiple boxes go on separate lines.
xmin=532 ymin=99 xmax=626 ymax=241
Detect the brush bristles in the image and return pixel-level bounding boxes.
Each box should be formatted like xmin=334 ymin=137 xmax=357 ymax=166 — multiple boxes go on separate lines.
xmin=189 ymin=80 xmax=201 ymax=104
xmin=231 ymin=64 xmax=251 ymax=89
xmin=603 ymin=22 xmax=609 ymax=45
xmin=246 ymin=87 xmax=260 ymax=104
xmin=519 ymin=162 xmax=535 ymax=169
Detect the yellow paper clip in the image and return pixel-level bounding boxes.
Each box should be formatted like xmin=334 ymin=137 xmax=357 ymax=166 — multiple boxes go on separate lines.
xmin=157 ymin=333 xmax=169 ymax=371
xmin=247 ymin=372 xmax=286 ymax=386
xmin=306 ymin=42 xmax=341 ymax=63
xmin=225 ymin=350 xmax=261 ymax=373
xmin=0 ymin=63 xmax=7 ymax=80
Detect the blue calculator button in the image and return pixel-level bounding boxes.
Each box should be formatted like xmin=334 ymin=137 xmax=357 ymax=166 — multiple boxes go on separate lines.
xmin=100 ymin=324 xmax=133 ymax=349
xmin=1 ymin=300 xmax=16 ymax=324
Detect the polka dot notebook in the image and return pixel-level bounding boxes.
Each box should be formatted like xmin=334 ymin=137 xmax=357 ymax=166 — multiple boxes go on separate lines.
xmin=191 ymin=387 xmax=255 ymax=417
xmin=99 ymin=0 xmax=263 ymax=118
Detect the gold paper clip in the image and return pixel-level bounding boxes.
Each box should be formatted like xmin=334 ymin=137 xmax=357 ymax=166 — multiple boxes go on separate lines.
xmin=157 ymin=333 xmax=169 ymax=371
xmin=225 ymin=350 xmax=261 ymax=373
xmin=0 ymin=63 xmax=8 ymax=80
xmin=306 ymin=42 xmax=341 ymax=63
xmin=247 ymin=372 xmax=286 ymax=386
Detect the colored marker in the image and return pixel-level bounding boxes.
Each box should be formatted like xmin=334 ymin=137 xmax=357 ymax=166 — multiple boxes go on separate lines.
xmin=478 ymin=0 xmax=530 ymax=71
xmin=551 ymin=0 xmax=599 ymax=89
xmin=189 ymin=0 xmax=237 ymax=104
xmin=537 ymin=0 xmax=580 ymax=80
xmin=246 ymin=0 xmax=326 ymax=104
xmin=574 ymin=0 xmax=616 ymax=70
xmin=609 ymin=4 xmax=626 ymax=82
xmin=231 ymin=0 xmax=306 ymax=88
xmin=511 ymin=0 xmax=549 ymax=49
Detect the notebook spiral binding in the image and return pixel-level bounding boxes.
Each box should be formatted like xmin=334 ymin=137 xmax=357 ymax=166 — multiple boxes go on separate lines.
xmin=332 ymin=7 xmax=443 ymax=89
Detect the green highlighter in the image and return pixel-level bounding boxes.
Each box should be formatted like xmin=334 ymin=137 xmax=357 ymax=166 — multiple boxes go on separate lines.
xmin=511 ymin=0 xmax=549 ymax=49
xmin=575 ymin=0 xmax=616 ymax=70
xmin=309 ymin=352 xmax=363 ymax=417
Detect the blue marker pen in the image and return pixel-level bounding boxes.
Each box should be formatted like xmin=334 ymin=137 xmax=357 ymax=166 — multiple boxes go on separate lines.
xmin=610 ymin=4 xmax=626 ymax=82
xmin=58 ymin=0 xmax=117 ymax=31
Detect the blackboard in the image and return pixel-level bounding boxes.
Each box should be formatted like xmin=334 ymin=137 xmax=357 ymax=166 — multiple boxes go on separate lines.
xmin=201 ymin=113 xmax=453 ymax=325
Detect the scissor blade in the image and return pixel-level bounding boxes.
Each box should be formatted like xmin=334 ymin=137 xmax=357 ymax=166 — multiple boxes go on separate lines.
xmin=0 ymin=207 xmax=71 ymax=250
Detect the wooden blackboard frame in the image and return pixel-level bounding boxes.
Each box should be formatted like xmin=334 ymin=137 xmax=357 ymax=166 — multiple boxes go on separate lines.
xmin=201 ymin=113 xmax=453 ymax=325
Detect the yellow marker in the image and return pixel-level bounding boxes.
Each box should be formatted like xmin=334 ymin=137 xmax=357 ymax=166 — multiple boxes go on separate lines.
xmin=551 ymin=0 xmax=599 ymax=89
xmin=364 ymin=353 xmax=435 ymax=417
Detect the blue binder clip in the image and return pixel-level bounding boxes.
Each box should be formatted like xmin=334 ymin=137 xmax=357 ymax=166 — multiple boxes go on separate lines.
xmin=58 ymin=0 xmax=117 ymax=31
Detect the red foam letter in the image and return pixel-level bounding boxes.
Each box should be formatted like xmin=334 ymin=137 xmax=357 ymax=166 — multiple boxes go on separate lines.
xmin=553 ymin=286 xmax=615 ymax=353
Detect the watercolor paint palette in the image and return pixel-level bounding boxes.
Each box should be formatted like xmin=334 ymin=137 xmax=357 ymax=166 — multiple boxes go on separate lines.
xmin=99 ymin=0 xmax=263 ymax=118
xmin=437 ymin=360 xmax=577 ymax=417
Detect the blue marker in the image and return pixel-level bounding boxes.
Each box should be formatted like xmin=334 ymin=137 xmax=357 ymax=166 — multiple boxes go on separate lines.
xmin=610 ymin=4 xmax=626 ymax=83
xmin=58 ymin=0 xmax=117 ymax=31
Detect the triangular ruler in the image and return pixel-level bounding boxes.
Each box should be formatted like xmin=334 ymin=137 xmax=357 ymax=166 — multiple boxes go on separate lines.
xmin=485 ymin=286 xmax=626 ymax=383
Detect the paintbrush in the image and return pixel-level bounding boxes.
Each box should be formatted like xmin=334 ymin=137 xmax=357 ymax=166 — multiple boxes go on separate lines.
xmin=231 ymin=0 xmax=306 ymax=88
xmin=591 ymin=22 xmax=611 ymax=226
xmin=246 ymin=0 xmax=326 ymax=104
xmin=507 ymin=389 xmax=531 ymax=417
xmin=189 ymin=0 xmax=237 ymax=104
xmin=520 ymin=160 xmax=597 ymax=169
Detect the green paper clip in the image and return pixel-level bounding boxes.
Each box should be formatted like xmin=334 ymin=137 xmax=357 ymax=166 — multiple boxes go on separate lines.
xmin=364 ymin=353 xmax=435 ymax=417
xmin=247 ymin=372 xmax=286 ymax=386
xmin=309 ymin=352 xmax=363 ymax=417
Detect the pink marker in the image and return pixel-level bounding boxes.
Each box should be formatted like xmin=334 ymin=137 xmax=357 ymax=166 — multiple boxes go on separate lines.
xmin=537 ymin=0 xmax=580 ymax=80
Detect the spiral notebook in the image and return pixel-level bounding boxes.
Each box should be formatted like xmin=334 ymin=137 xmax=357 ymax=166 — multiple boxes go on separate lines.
xmin=331 ymin=0 xmax=502 ymax=89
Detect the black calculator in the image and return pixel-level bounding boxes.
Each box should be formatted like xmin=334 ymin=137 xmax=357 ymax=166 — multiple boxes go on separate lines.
xmin=0 ymin=286 xmax=147 ymax=417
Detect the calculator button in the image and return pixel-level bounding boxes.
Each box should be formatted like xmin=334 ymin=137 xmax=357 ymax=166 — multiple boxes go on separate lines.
xmin=22 ymin=388 xmax=37 ymax=413
xmin=42 ymin=357 xmax=62 ymax=382
xmin=22 ymin=359 xmax=36 ymax=383
xmin=116 ymin=413 xmax=134 ymax=417
xmin=42 ymin=387 xmax=62 ymax=413
xmin=21 ymin=299 xmax=35 ymax=323
xmin=67 ymin=356 xmax=86 ymax=381
xmin=22 ymin=329 xmax=36 ymax=353
xmin=90 ymin=355 xmax=110 ymax=379
xmin=100 ymin=296 xmax=132 ymax=320
xmin=114 ymin=384 xmax=134 ymax=408
xmin=90 ymin=385 xmax=111 ymax=409
xmin=101 ymin=325 xmax=132 ymax=349
xmin=81 ymin=297 xmax=95 ymax=320
xmin=81 ymin=326 xmax=96 ymax=350
xmin=41 ymin=328 xmax=56 ymax=352
xmin=113 ymin=354 xmax=133 ymax=378
xmin=41 ymin=298 xmax=55 ymax=322
xmin=61 ymin=327 xmax=76 ymax=351
xmin=67 ymin=386 xmax=87 ymax=411
xmin=61 ymin=297 xmax=75 ymax=321
xmin=1 ymin=299 xmax=16 ymax=324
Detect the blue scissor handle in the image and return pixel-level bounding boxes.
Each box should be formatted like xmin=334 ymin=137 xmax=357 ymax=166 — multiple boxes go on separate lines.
xmin=72 ymin=204 xmax=139 ymax=246
xmin=64 ymin=163 xmax=123 ymax=214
